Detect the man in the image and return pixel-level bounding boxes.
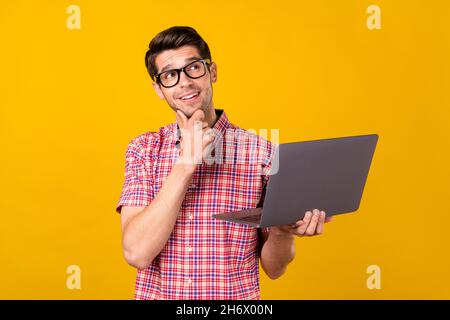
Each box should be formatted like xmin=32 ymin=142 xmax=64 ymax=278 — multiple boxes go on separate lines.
xmin=116 ymin=26 xmax=332 ymax=300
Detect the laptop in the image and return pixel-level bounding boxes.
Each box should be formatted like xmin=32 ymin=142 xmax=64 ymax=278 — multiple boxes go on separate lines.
xmin=212 ymin=134 xmax=379 ymax=227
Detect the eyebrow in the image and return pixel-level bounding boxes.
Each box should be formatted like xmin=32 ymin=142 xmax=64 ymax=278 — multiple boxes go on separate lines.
xmin=159 ymin=56 xmax=202 ymax=73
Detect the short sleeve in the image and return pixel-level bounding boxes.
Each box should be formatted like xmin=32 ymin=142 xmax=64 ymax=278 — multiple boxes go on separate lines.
xmin=116 ymin=137 xmax=153 ymax=214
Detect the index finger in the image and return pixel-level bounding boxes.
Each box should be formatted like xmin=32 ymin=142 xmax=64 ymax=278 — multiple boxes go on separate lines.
xmin=176 ymin=110 xmax=187 ymax=129
xmin=189 ymin=109 xmax=205 ymax=125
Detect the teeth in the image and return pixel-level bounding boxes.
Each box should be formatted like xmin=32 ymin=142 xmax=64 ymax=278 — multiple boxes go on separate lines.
xmin=181 ymin=93 xmax=198 ymax=100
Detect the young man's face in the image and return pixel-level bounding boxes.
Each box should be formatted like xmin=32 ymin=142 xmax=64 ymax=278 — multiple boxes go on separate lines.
xmin=152 ymin=45 xmax=217 ymax=118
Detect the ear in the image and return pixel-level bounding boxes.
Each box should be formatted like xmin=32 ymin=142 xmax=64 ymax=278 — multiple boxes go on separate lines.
xmin=209 ymin=62 xmax=217 ymax=83
xmin=152 ymin=82 xmax=165 ymax=100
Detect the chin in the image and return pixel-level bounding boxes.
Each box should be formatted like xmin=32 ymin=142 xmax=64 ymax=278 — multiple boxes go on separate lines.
xmin=180 ymin=105 xmax=204 ymax=118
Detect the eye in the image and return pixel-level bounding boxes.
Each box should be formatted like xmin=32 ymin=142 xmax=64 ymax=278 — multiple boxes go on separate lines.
xmin=188 ymin=62 xmax=201 ymax=71
xmin=162 ymin=70 xmax=177 ymax=80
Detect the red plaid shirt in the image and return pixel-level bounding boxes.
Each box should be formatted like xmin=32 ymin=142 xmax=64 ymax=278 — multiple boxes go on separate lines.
xmin=116 ymin=109 xmax=275 ymax=300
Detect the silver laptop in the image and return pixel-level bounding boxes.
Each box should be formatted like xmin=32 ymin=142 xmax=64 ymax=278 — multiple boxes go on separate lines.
xmin=212 ymin=134 xmax=379 ymax=227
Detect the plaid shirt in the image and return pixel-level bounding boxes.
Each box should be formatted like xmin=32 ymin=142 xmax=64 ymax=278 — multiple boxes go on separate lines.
xmin=116 ymin=109 xmax=275 ymax=300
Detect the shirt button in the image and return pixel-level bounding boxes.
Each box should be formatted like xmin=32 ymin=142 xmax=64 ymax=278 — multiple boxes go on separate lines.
xmin=186 ymin=246 xmax=192 ymax=252
xmin=186 ymin=278 xmax=192 ymax=285
xmin=189 ymin=183 xmax=196 ymax=189
xmin=188 ymin=214 xmax=193 ymax=220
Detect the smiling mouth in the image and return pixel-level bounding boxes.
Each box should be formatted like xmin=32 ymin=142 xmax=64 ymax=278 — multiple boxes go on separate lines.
xmin=179 ymin=92 xmax=200 ymax=102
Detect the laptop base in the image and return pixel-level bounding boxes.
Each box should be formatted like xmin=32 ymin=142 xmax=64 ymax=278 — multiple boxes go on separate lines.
xmin=212 ymin=207 xmax=262 ymax=227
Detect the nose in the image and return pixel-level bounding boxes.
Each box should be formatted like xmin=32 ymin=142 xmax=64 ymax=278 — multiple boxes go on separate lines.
xmin=178 ymin=70 xmax=194 ymax=88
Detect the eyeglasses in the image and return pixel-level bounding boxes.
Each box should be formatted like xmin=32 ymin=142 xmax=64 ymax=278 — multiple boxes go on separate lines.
xmin=155 ymin=58 xmax=211 ymax=88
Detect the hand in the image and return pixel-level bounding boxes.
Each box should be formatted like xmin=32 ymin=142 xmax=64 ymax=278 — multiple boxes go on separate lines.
xmin=270 ymin=209 xmax=332 ymax=237
xmin=175 ymin=109 xmax=215 ymax=167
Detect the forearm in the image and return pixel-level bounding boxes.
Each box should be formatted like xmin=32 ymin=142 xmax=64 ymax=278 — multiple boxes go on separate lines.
xmin=260 ymin=231 xmax=296 ymax=279
xmin=122 ymin=162 xmax=196 ymax=269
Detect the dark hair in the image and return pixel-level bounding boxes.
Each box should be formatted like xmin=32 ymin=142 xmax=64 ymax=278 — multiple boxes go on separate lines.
xmin=145 ymin=26 xmax=212 ymax=81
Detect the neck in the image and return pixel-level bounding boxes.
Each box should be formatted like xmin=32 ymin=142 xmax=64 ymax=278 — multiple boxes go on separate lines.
xmin=205 ymin=107 xmax=218 ymax=128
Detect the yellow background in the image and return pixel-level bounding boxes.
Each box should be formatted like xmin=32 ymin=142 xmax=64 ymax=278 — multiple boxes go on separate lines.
xmin=0 ymin=0 xmax=449 ymax=299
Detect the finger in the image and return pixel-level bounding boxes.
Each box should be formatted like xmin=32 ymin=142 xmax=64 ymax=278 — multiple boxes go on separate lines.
xmin=201 ymin=129 xmax=215 ymax=159
xmin=296 ymin=211 xmax=312 ymax=235
xmin=189 ymin=109 xmax=205 ymax=124
xmin=193 ymin=118 xmax=204 ymax=132
xmin=287 ymin=221 xmax=301 ymax=230
xmin=290 ymin=220 xmax=305 ymax=236
xmin=316 ymin=211 xmax=326 ymax=234
xmin=202 ymin=128 xmax=216 ymax=144
xmin=305 ymin=209 xmax=321 ymax=236
xmin=292 ymin=220 xmax=304 ymax=228
xmin=176 ymin=110 xmax=187 ymax=128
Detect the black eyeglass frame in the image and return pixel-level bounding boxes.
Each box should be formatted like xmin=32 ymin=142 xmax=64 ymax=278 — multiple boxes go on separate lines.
xmin=155 ymin=58 xmax=212 ymax=88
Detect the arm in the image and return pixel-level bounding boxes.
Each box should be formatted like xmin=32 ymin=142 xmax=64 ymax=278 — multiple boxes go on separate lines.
xmin=121 ymin=162 xmax=196 ymax=270
xmin=259 ymin=209 xmax=331 ymax=279
xmin=120 ymin=109 xmax=214 ymax=270
xmin=259 ymin=230 xmax=296 ymax=280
